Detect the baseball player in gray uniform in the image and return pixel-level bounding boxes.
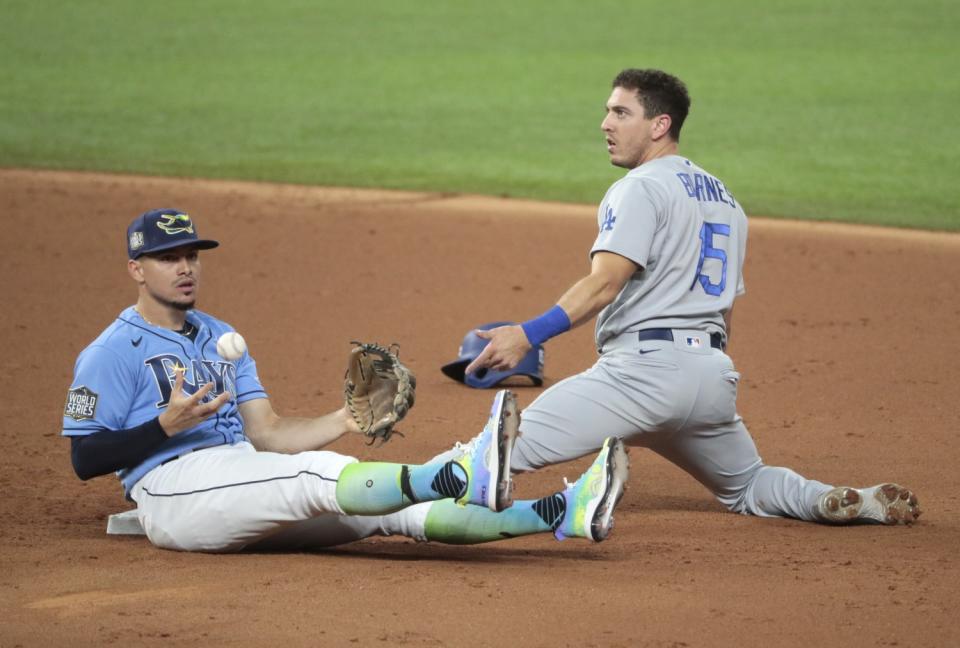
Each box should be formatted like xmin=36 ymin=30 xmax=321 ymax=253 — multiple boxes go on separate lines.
xmin=460 ymin=68 xmax=920 ymax=526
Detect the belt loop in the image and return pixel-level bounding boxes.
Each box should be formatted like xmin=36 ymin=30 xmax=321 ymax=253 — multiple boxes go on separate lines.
xmin=710 ymin=332 xmax=726 ymax=351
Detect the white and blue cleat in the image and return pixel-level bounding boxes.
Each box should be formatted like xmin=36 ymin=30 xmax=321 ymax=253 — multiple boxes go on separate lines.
xmin=453 ymin=389 xmax=520 ymax=512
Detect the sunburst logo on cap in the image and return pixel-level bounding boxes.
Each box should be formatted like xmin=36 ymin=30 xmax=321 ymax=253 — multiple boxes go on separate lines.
xmin=156 ymin=213 xmax=195 ymax=235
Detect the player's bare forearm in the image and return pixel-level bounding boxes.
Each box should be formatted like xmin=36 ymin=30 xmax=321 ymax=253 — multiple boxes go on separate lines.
xmin=239 ymin=399 xmax=358 ymax=453
xmin=465 ymin=253 xmax=636 ymax=375
xmin=557 ymin=274 xmax=621 ymax=327
xmin=558 ymin=252 xmax=638 ymax=327
xmin=253 ymin=412 xmax=354 ymax=453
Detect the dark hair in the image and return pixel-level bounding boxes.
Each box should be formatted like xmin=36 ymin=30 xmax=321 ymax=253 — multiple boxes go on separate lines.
xmin=612 ymin=69 xmax=690 ymax=141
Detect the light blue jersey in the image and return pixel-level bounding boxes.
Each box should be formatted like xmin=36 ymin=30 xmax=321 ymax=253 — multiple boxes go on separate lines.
xmin=62 ymin=306 xmax=267 ymax=496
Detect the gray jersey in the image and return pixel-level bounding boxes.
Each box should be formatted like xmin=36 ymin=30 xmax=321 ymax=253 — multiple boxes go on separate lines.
xmin=591 ymin=155 xmax=748 ymax=349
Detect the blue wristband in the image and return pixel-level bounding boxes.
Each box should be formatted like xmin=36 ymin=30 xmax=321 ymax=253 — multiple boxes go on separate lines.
xmin=521 ymin=305 xmax=571 ymax=346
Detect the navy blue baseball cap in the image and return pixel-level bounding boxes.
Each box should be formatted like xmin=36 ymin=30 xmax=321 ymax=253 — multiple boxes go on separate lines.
xmin=126 ymin=208 xmax=219 ymax=259
xmin=441 ymin=321 xmax=545 ymax=388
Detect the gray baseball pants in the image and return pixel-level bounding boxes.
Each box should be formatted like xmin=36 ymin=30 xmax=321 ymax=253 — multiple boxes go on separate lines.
xmin=513 ymin=329 xmax=833 ymax=521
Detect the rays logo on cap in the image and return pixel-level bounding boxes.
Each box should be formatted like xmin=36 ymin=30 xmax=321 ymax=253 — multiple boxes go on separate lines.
xmin=157 ymin=213 xmax=195 ymax=235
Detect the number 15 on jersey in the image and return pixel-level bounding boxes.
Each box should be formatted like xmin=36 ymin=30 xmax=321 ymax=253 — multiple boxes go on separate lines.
xmin=691 ymin=222 xmax=730 ymax=296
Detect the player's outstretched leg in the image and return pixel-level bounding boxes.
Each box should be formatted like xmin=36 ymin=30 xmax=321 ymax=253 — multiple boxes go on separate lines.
xmin=419 ymin=436 xmax=630 ymax=544
xmin=817 ymin=483 xmax=921 ymax=525
xmin=335 ymin=390 xmax=519 ymax=515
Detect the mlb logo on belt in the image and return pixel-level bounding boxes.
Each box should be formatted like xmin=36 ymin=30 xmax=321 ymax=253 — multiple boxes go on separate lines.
xmin=685 ymin=336 xmax=702 ymax=348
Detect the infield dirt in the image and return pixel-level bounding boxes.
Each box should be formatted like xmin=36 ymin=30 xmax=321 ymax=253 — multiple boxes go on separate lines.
xmin=2 ymin=169 xmax=958 ymax=647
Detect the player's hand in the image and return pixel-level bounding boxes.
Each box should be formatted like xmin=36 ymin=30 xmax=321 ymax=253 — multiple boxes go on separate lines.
xmin=465 ymin=325 xmax=532 ymax=375
xmin=158 ymin=368 xmax=231 ymax=436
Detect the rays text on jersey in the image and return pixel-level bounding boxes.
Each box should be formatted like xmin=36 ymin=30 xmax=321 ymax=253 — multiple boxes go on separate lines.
xmin=145 ymin=354 xmax=238 ymax=408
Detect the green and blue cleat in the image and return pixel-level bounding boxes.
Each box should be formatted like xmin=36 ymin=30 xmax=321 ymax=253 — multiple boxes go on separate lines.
xmin=453 ymin=389 xmax=521 ymax=512
xmin=554 ymin=436 xmax=630 ymax=542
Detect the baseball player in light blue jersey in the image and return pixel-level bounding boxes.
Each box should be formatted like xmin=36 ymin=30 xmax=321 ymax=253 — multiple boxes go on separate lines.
xmin=63 ymin=208 xmax=629 ymax=552
xmin=460 ymin=69 xmax=920 ymax=526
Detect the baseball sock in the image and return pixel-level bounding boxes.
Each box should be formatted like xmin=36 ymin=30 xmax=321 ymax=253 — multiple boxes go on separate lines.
xmin=336 ymin=461 xmax=467 ymax=516
xmin=421 ymin=494 xmax=563 ymax=544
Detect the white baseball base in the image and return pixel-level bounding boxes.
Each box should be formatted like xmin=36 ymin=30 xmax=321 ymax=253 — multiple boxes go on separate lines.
xmin=106 ymin=509 xmax=145 ymax=535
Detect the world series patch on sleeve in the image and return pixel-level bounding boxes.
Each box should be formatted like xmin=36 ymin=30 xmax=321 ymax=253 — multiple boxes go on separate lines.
xmin=65 ymin=386 xmax=99 ymax=421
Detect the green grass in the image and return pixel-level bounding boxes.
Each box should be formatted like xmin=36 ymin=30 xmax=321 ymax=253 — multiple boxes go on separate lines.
xmin=1 ymin=0 xmax=958 ymax=230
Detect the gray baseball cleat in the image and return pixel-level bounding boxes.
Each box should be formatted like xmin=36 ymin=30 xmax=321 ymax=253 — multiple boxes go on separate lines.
xmin=817 ymin=483 xmax=921 ymax=525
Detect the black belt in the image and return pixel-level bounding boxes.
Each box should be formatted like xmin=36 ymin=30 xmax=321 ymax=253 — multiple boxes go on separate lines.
xmin=159 ymin=440 xmax=233 ymax=466
xmin=637 ymin=328 xmax=725 ymax=351
xmin=160 ymin=448 xmax=199 ymax=466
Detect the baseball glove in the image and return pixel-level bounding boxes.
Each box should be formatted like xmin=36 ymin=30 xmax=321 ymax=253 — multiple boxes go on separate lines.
xmin=344 ymin=342 xmax=416 ymax=445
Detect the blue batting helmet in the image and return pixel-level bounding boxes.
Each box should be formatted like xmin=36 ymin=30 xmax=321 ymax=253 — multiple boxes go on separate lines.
xmin=441 ymin=322 xmax=545 ymax=388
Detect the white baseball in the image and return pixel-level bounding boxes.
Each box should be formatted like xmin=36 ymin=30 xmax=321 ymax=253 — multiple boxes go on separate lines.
xmin=217 ymin=332 xmax=247 ymax=360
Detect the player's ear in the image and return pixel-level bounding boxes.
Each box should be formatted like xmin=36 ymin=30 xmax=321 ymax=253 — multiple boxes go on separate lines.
xmin=127 ymin=258 xmax=145 ymax=284
xmin=651 ymin=114 xmax=672 ymax=141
